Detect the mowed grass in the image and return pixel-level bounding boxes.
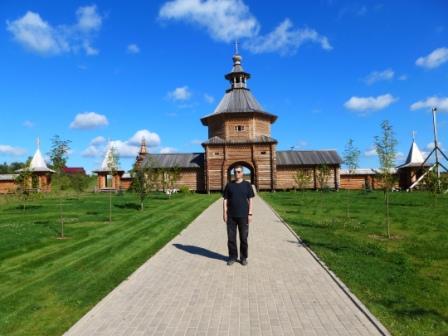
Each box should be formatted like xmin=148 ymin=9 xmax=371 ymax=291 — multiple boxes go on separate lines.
xmin=260 ymin=190 xmax=448 ymax=336
xmin=0 ymin=192 xmax=220 ymax=336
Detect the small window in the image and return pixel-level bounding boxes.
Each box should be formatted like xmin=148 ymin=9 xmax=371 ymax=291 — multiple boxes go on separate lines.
xmin=234 ymin=125 xmax=245 ymax=132
xmin=214 ymin=152 xmax=220 ymax=155
xmin=261 ymin=151 xmax=267 ymax=155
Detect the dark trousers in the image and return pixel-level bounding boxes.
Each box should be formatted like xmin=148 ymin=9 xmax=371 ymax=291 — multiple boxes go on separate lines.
xmin=227 ymin=216 xmax=249 ymax=260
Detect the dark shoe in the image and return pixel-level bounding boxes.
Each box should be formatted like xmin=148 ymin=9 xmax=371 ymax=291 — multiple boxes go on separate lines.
xmin=240 ymin=259 xmax=248 ymax=266
xmin=227 ymin=259 xmax=236 ymax=266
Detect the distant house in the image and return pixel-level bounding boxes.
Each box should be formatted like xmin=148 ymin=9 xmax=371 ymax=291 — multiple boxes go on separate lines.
xmin=0 ymin=174 xmax=18 ymax=194
xmin=396 ymin=137 xmax=431 ymax=190
xmin=93 ymin=145 xmax=125 ymax=191
xmin=63 ymin=167 xmax=86 ymax=175
xmin=15 ymin=138 xmax=55 ymax=192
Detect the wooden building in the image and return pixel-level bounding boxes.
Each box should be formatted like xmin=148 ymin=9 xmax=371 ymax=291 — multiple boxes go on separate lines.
xmin=93 ymin=145 xmax=125 ymax=191
xmin=137 ymin=51 xmax=342 ymax=192
xmin=339 ymin=168 xmax=383 ymax=190
xmin=15 ymin=138 xmax=54 ymax=192
xmin=0 ymin=174 xmax=18 ymax=194
xmin=396 ymin=137 xmax=431 ymax=190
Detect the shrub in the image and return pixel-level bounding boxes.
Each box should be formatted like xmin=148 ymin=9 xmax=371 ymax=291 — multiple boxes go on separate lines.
xmin=179 ymin=185 xmax=190 ymax=194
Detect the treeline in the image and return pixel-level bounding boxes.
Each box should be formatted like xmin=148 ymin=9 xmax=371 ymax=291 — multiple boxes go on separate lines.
xmin=0 ymin=161 xmax=28 ymax=174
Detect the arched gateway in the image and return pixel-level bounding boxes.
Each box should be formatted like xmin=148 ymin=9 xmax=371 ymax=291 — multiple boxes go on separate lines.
xmin=133 ymin=51 xmax=342 ymax=192
xmin=227 ymin=162 xmax=255 ymax=185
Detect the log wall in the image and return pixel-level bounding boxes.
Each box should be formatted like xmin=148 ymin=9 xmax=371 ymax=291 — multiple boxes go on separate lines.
xmin=208 ymin=116 xmax=272 ymax=141
xmin=0 ymin=180 xmax=17 ymax=194
xmin=276 ymin=166 xmax=339 ymax=190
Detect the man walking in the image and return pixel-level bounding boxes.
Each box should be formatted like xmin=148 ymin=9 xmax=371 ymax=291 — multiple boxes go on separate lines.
xmin=223 ymin=165 xmax=255 ymax=266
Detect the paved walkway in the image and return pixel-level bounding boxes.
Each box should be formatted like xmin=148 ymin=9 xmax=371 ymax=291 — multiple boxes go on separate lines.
xmin=65 ymin=196 xmax=389 ymax=336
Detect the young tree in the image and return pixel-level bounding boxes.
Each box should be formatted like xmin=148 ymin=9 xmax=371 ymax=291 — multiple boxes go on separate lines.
xmin=131 ymin=160 xmax=158 ymax=210
xmin=106 ymin=146 xmax=120 ymax=223
xmin=424 ymin=170 xmax=448 ymax=207
xmin=293 ymin=169 xmax=311 ymax=198
xmin=374 ymin=120 xmax=398 ymax=239
xmin=48 ymin=135 xmax=71 ymax=174
xmin=343 ymin=139 xmax=361 ymax=222
xmin=56 ymin=181 xmax=68 ymax=239
xmin=15 ymin=169 xmax=32 ymax=212
xmin=168 ymin=166 xmax=181 ymax=197
xmin=316 ymin=164 xmax=331 ymax=191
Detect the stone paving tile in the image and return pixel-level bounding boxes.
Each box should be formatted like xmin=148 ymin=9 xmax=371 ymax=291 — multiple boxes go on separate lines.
xmin=65 ymin=196 xmax=390 ymax=336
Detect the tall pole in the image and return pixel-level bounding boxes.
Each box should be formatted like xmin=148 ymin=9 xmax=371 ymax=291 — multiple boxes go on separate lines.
xmin=432 ymin=107 xmax=440 ymax=182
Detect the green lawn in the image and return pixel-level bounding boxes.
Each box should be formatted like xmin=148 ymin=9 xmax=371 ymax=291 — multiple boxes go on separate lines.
xmin=260 ymin=190 xmax=448 ymax=336
xmin=0 ymin=192 xmax=220 ymax=336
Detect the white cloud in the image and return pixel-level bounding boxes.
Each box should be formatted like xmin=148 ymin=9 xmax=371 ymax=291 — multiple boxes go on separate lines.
xmin=76 ymin=5 xmax=102 ymax=31
xmin=6 ymin=6 xmax=102 ymax=56
xmin=128 ymin=129 xmax=161 ymax=147
xmin=70 ymin=112 xmax=109 ymax=129
xmin=23 ymin=120 xmax=34 ymax=128
xmin=364 ymin=147 xmax=377 ymax=157
xmin=110 ymin=140 xmax=140 ymax=158
xmin=398 ymin=74 xmax=408 ymax=81
xmin=159 ymin=0 xmax=259 ymax=42
xmin=427 ymin=142 xmax=443 ymax=151
xmin=0 ymin=144 xmax=26 ymax=156
xmin=344 ymin=94 xmax=397 ymax=114
xmin=395 ymin=152 xmax=405 ymax=161
xmin=159 ymin=0 xmax=330 ymax=56
xmin=127 ymin=43 xmax=140 ymax=54
xmin=295 ymin=140 xmax=308 ymax=148
xmin=6 ymin=11 xmax=69 ymax=55
xmin=82 ymin=130 xmax=162 ymax=159
xmin=244 ymin=19 xmax=332 ymax=55
xmin=81 ymin=145 xmax=102 ymax=158
xmin=204 ymin=93 xmax=214 ymax=104
xmin=410 ymin=96 xmax=448 ymax=112
xmin=168 ymin=86 xmax=191 ymax=101
xmin=366 ymin=148 xmax=403 ymax=160
xmin=160 ymin=147 xmax=177 ymax=154
xmin=416 ymin=47 xmax=448 ymax=69
xmin=90 ymin=136 xmax=106 ymax=145
xmin=364 ymin=69 xmax=394 ymax=85
xmin=83 ymin=41 xmax=99 ymax=55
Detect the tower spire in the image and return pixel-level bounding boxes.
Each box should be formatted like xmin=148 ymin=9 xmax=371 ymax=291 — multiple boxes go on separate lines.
xmin=139 ymin=137 xmax=147 ymax=155
xmin=225 ymin=48 xmax=250 ymax=90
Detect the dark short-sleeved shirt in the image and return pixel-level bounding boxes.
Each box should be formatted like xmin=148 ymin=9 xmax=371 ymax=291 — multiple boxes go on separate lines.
xmin=223 ymin=180 xmax=255 ymax=217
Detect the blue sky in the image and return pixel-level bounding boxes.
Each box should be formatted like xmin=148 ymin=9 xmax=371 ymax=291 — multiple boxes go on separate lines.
xmin=1 ymin=0 xmax=447 ymax=173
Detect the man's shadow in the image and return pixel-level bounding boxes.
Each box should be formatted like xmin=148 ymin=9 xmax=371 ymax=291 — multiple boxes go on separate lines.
xmin=173 ymin=244 xmax=227 ymax=261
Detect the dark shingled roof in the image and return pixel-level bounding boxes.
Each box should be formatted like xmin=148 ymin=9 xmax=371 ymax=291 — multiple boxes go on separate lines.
xmin=201 ymin=89 xmax=277 ymax=121
xmin=202 ymin=135 xmax=278 ymax=145
xmin=276 ymin=150 xmax=342 ymax=166
xmin=63 ymin=167 xmax=86 ymax=175
xmin=141 ymin=153 xmax=203 ymax=169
